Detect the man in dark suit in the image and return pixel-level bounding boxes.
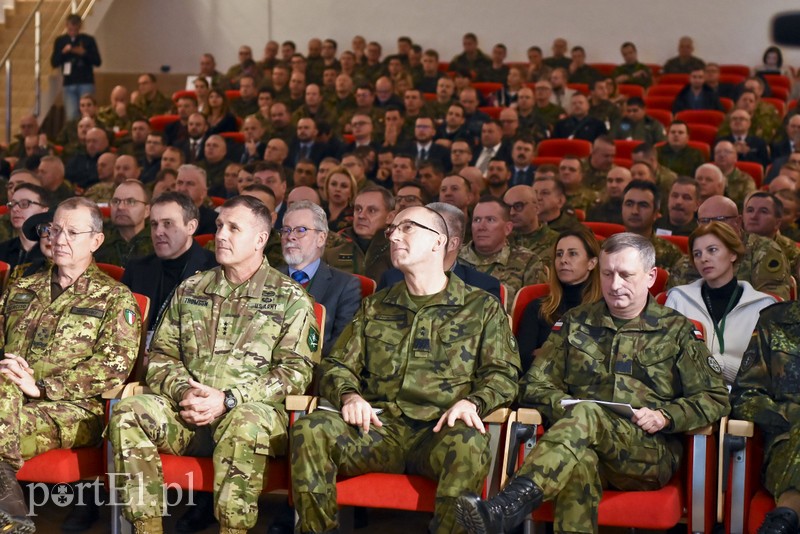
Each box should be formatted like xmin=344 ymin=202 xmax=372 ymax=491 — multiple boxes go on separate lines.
xmin=164 ymin=95 xmax=198 ymax=147
xmin=403 ymin=116 xmax=451 ymax=173
xmin=471 ymin=120 xmax=512 ymax=175
xmin=716 ymin=109 xmax=770 ymax=167
xmin=279 ymin=200 xmax=361 ymax=356
xmin=509 ymin=137 xmax=536 ymax=187
xmin=377 ymin=201 xmax=502 ymax=302
xmin=287 ymin=117 xmax=328 ymax=167
xmin=122 ymin=191 xmax=217 ymax=331
xmin=552 ymin=93 xmax=607 ymax=142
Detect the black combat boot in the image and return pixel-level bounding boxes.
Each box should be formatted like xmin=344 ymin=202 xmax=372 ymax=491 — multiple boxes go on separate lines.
xmin=455 ymin=476 xmax=543 ymax=534
xmin=61 ymin=483 xmax=99 ymax=532
xmin=758 ymin=507 xmax=800 ymax=534
xmin=175 ymin=491 xmax=216 ymax=533
xmin=0 ymin=462 xmax=35 ymax=533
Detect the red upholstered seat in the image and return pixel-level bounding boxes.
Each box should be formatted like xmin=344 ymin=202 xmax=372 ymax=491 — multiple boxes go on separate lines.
xmin=337 ymin=473 xmax=438 ymax=512
xmin=537 ymin=139 xmax=592 ymax=158
xmin=16 ymin=448 xmax=105 ymax=483
xmin=676 ymin=109 xmax=726 ymax=127
xmin=748 ymin=489 xmax=776 ymax=534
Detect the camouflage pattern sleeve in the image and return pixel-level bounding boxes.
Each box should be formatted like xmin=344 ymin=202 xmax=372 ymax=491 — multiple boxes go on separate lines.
xmin=750 ymin=238 xmax=791 ymax=301
xmin=731 ymin=302 xmax=800 ymax=434
xmin=229 ymin=292 xmax=317 ymax=405
xmin=318 ymin=301 xmax=367 ymax=409
xmin=146 ymin=283 xmax=193 ymax=402
xmin=659 ymin=319 xmax=730 ymax=432
xmin=469 ymin=297 xmax=520 ymax=416
xmin=44 ymin=285 xmax=141 ymax=401
xmin=518 ymin=317 xmax=573 ymax=423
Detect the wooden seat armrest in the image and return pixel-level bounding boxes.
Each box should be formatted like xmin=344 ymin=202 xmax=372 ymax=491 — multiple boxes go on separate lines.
xmin=726 ymin=419 xmax=755 ymax=438
xmin=483 ymin=407 xmax=511 ymax=424
xmin=516 ymin=408 xmax=543 ymax=425
xmin=286 ymin=395 xmax=318 ymax=412
xmin=102 ymin=381 xmax=150 ymax=399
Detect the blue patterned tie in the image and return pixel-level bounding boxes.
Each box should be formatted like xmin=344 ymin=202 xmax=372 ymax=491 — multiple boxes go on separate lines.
xmin=291 ymin=270 xmax=310 ymax=287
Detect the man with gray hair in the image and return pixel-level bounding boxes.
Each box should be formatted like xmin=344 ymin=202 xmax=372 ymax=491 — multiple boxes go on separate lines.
xmin=695 ymin=163 xmax=726 ymax=204
xmin=175 ymin=164 xmax=218 ymax=235
xmin=279 ymin=200 xmax=360 ymax=356
xmin=377 ymin=202 xmax=502 ymax=301
xmin=457 ymin=232 xmax=729 ymax=534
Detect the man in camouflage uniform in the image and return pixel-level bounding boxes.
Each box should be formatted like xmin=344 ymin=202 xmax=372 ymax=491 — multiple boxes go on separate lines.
xmin=0 ymin=197 xmax=141 ymax=533
xmin=456 ymin=233 xmax=729 ymax=534
xmin=109 ymin=196 xmax=318 ymax=534
xmin=669 ymin=196 xmax=792 ymax=300
xmin=657 ymin=121 xmax=707 ymax=178
xmin=731 ymin=300 xmax=800 ymax=533
xmin=580 ymin=136 xmax=616 ymax=192
xmin=94 ymin=180 xmax=154 ymax=267
xmin=291 ymin=205 xmax=520 ymax=534
xmin=714 ymin=141 xmax=756 ymax=210
xmin=559 ymin=156 xmax=599 ymax=214
xmin=587 ymin=166 xmax=631 ymax=225
xmin=323 ymin=185 xmax=394 ymax=283
xmin=503 ymin=185 xmax=559 ymax=264
xmin=743 ymin=192 xmax=800 ymax=279
xmin=609 ymin=97 xmax=666 ymax=146
xmin=459 ymin=196 xmax=548 ymax=306
xmin=611 ymin=42 xmax=652 ymax=88
xmin=533 ymin=176 xmax=581 ymax=234
xmin=621 ymin=180 xmax=685 ymax=273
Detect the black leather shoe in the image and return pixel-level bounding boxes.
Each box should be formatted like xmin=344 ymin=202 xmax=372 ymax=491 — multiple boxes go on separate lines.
xmin=61 ymin=500 xmax=99 ymax=532
xmin=0 ymin=462 xmax=34 ymax=533
xmin=175 ymin=491 xmax=216 ymax=533
xmin=758 ymin=507 xmax=800 ymax=534
xmin=266 ymin=503 xmax=295 ymax=534
xmin=455 ymin=476 xmax=543 ymax=534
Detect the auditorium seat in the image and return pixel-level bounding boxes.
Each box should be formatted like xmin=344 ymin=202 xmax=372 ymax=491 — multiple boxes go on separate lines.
xmin=675 ymin=109 xmax=726 ymax=127
xmin=686 ymin=123 xmax=719 ymax=146
xmin=537 ymin=139 xmax=592 ymax=158
xmin=646 ymin=108 xmax=673 ymax=129
xmin=645 ymin=96 xmax=676 ymax=112
xmin=719 ymin=64 xmax=751 ymax=77
xmin=617 ymin=84 xmax=645 ymax=99
xmin=657 ymin=73 xmax=689 ymax=85
xmin=648 ymin=85 xmax=683 ymax=98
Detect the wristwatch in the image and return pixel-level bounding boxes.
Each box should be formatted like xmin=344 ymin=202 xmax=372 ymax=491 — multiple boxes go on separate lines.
xmin=35 ymin=379 xmax=47 ymax=399
xmin=223 ymin=390 xmax=237 ymax=412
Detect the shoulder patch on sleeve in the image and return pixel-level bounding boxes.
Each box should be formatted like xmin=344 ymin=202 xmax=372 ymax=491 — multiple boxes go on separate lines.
xmin=765 ymin=258 xmax=782 ymax=273
xmin=707 ymin=356 xmax=722 ymax=374
xmin=307 ymin=326 xmax=320 ymax=352
xmin=123 ymin=309 xmax=136 ymax=326
xmin=693 ymin=327 xmax=705 ymax=341
xmin=552 ymin=320 xmax=563 ymax=332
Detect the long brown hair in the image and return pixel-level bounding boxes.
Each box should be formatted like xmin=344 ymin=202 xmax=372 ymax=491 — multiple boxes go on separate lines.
xmin=540 ymin=227 xmax=603 ymax=323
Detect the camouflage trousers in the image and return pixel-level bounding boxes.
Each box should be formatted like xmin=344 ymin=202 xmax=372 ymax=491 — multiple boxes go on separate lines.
xmin=0 ymin=375 xmax=102 ymax=470
xmin=108 ymin=393 xmax=288 ymax=529
xmin=515 ymin=402 xmax=681 ymax=533
xmin=764 ymin=425 xmax=800 ymax=500
xmin=291 ymin=411 xmax=491 ymax=534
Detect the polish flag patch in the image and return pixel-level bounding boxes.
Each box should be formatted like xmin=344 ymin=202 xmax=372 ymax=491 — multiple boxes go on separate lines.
xmin=552 ymin=321 xmax=563 ymax=332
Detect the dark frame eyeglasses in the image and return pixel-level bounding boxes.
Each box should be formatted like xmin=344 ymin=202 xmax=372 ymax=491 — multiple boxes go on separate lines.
xmin=279 ymin=226 xmax=324 ymax=238
xmin=384 ymin=219 xmax=441 ymax=239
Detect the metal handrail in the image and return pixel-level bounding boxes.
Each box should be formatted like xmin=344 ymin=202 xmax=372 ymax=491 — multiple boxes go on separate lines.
xmin=0 ymin=0 xmax=45 ymax=68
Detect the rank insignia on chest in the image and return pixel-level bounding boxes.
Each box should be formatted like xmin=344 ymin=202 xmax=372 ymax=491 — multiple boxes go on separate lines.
xmin=123 ymin=309 xmax=136 ymax=326
xmin=412 ymin=337 xmax=431 ymax=352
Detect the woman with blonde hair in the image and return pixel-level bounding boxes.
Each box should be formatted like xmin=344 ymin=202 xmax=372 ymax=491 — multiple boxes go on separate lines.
xmin=324 ymin=166 xmax=357 ymax=232
xmin=516 ymin=227 xmax=602 ymax=372
xmin=665 ymin=221 xmax=777 ymax=385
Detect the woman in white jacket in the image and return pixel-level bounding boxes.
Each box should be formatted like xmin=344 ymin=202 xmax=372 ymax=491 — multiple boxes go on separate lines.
xmin=665 ymin=221 xmax=777 ymax=385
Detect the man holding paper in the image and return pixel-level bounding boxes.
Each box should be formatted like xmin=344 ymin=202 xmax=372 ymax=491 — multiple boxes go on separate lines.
xmin=456 ymin=232 xmax=730 ymax=534
xmin=291 ymin=205 xmax=521 ymax=534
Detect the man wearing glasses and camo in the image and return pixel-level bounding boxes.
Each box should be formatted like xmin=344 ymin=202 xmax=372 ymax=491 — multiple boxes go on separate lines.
xmin=94 ymin=180 xmax=154 ymax=266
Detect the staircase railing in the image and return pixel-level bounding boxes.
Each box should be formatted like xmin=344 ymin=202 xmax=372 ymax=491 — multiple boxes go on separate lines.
xmin=1 ymin=0 xmax=98 ymax=143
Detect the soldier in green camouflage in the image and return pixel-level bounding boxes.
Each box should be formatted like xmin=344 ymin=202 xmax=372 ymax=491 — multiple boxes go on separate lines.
xmin=714 ymin=141 xmax=756 ymax=210
xmin=559 ymin=156 xmax=600 ymax=213
xmin=291 ymin=206 xmax=521 ymax=534
xmin=731 ymin=300 xmax=800 ymax=533
xmin=580 ymin=136 xmax=616 ymax=191
xmin=504 ymin=185 xmax=559 ymax=265
xmin=743 ymin=192 xmax=800 ymax=280
xmin=668 ymin=196 xmax=792 ymax=300
xmin=456 ymin=233 xmax=729 ymax=534
xmin=94 ymin=181 xmax=154 ymax=267
xmin=611 ymin=43 xmax=653 ymax=88
xmin=610 ymin=97 xmax=666 ymax=146
xmin=322 ymin=185 xmax=394 ymax=283
xmin=587 ymin=166 xmax=631 ymax=225
xmin=459 ymin=197 xmax=548 ymax=306
xmin=657 ymin=122 xmax=708 ymax=178
xmin=621 ymin=180 xmax=685 ymax=273
xmin=0 ymin=197 xmax=141 ymax=533
xmin=109 ymin=196 xmax=318 ymax=534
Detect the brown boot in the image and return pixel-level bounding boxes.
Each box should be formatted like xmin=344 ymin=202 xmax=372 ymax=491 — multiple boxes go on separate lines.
xmin=132 ymin=517 xmax=163 ymax=534
xmin=0 ymin=461 xmax=34 ymax=533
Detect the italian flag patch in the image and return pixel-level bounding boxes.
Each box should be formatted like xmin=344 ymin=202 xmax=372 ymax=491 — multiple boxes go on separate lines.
xmin=124 ymin=309 xmax=136 ymax=326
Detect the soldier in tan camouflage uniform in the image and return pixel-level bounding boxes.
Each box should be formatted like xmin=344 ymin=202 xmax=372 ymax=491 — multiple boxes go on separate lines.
xmin=714 ymin=141 xmax=756 ymax=210
xmin=291 ymin=206 xmax=520 ymax=534
xmin=732 ymin=300 xmax=800 ymax=534
xmin=621 ymin=180 xmax=685 ymax=273
xmin=459 ymin=197 xmax=548 ymax=306
xmin=109 ymin=196 xmax=318 ymax=534
xmin=743 ymin=192 xmax=800 ymax=279
xmin=456 ymin=233 xmax=729 ymax=534
xmin=0 ymin=197 xmax=141 ymax=533
xmin=504 ymin=185 xmax=559 ymax=264
xmin=668 ymin=196 xmax=792 ymax=300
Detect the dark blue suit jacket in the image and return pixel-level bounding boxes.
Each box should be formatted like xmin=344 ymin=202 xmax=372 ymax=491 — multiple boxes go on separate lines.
xmin=377 ymin=261 xmax=502 ymax=302
xmin=282 ymin=261 xmax=361 ymax=357
xmin=716 ymin=134 xmax=770 ymax=167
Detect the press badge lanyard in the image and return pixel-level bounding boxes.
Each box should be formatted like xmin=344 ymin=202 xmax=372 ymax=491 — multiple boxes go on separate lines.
xmin=701 ymin=284 xmax=742 ymax=354
xmin=146 ymin=261 xmax=194 ymax=350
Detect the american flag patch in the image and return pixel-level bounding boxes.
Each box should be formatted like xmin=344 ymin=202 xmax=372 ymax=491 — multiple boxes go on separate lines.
xmin=552 ymin=321 xmax=563 ymax=332
xmin=693 ymin=328 xmax=704 ymax=341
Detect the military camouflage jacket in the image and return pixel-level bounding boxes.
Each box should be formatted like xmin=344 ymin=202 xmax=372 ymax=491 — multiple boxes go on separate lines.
xmin=520 ymin=298 xmax=730 ymax=432
xmin=95 ymin=225 xmax=154 ymax=267
xmin=322 ymin=227 xmax=392 ymax=283
xmin=0 ymin=262 xmax=140 ymax=415
xmin=146 ymin=258 xmax=318 ymax=407
xmin=725 ymin=167 xmax=756 ymax=210
xmin=731 ymin=301 xmax=800 ymax=452
xmin=566 ymin=187 xmax=600 ymax=213
xmin=651 ymin=234 xmax=685 ymax=273
xmin=669 ymin=232 xmax=791 ymax=300
xmin=508 ymin=225 xmax=559 ymax=265
xmin=319 ymin=273 xmax=520 ymax=421
xmin=459 ymin=242 xmax=548 ymax=304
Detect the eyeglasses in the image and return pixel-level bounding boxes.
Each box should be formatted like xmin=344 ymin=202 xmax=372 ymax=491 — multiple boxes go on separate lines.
xmin=559 ymin=166 xmax=579 ymax=172
xmin=350 ymin=121 xmax=370 ymax=127
xmin=384 ymin=219 xmax=441 ymax=239
xmin=396 ymin=195 xmax=423 ymax=205
xmin=35 ymin=223 xmax=52 ymax=238
xmin=48 ymin=226 xmax=97 ymax=240
xmin=279 ymin=226 xmax=324 ymax=238
xmin=698 ymin=215 xmax=738 ymax=225
xmin=504 ymin=200 xmax=531 ymax=212
xmin=110 ymin=198 xmax=148 ymax=207
xmin=7 ymin=199 xmax=46 ymax=210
